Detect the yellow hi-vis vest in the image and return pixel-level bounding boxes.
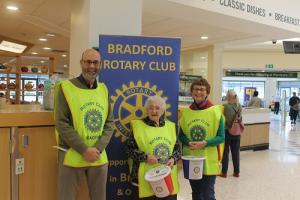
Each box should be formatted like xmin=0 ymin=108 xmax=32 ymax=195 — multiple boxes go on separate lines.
xmin=180 ymin=105 xmax=224 ymax=175
xmin=59 ymin=80 xmax=109 ymax=167
xmin=131 ymin=120 xmax=179 ymax=198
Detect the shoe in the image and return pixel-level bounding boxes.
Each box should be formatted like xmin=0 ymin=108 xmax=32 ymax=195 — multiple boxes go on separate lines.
xmin=219 ymin=173 xmax=227 ymax=178
xmin=233 ymin=173 xmax=240 ymax=177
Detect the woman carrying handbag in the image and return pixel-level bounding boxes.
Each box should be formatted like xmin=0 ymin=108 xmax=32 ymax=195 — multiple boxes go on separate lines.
xmin=220 ymin=90 xmax=243 ymax=178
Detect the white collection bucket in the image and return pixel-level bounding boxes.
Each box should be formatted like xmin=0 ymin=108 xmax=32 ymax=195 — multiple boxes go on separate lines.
xmin=144 ymin=165 xmax=173 ymax=198
xmin=182 ymin=156 xmax=205 ymax=180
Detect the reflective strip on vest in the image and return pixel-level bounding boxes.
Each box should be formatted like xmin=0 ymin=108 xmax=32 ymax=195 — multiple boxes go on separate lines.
xmin=180 ymin=105 xmax=224 ymax=175
xmin=60 ymin=80 xmax=108 ymax=167
xmin=131 ymin=120 xmax=179 ymax=198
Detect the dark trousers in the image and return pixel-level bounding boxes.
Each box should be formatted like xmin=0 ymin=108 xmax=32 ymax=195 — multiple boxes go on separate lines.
xmin=290 ymin=109 xmax=298 ymax=124
xmin=222 ymin=130 xmax=240 ymax=174
xmin=131 ymin=184 xmax=177 ymax=200
xmin=274 ymin=102 xmax=280 ymax=114
xmin=189 ymin=175 xmax=216 ymax=200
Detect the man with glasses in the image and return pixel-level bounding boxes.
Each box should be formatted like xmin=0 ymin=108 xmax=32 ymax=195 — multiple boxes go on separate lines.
xmin=55 ymin=48 xmax=114 ymax=200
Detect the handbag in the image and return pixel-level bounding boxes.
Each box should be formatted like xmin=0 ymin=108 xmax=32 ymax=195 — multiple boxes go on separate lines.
xmin=228 ymin=108 xmax=244 ymax=136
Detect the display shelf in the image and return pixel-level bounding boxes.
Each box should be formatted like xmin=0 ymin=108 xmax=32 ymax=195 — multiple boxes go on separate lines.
xmin=16 ymin=89 xmax=45 ymax=92
xmin=20 ymin=72 xmax=49 ymax=75
xmin=0 ymin=55 xmax=54 ymax=104
xmin=0 ymin=89 xmax=20 ymax=91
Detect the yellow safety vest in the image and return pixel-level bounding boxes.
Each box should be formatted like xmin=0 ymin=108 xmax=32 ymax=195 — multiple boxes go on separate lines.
xmin=59 ymin=80 xmax=109 ymax=167
xmin=131 ymin=120 xmax=179 ymax=198
xmin=180 ymin=105 xmax=224 ymax=175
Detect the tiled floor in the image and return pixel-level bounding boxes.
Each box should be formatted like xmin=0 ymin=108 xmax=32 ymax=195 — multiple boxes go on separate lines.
xmin=178 ymin=113 xmax=300 ymax=200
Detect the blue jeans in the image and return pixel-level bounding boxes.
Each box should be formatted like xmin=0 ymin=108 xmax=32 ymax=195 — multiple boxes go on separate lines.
xmin=189 ymin=175 xmax=216 ymax=200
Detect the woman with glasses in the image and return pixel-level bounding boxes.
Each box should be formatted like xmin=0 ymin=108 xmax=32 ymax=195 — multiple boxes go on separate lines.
xmin=179 ymin=78 xmax=225 ymax=200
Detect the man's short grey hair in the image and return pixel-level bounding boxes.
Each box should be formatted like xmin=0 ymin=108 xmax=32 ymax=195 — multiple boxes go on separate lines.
xmin=144 ymin=96 xmax=166 ymax=111
xmin=81 ymin=48 xmax=101 ymax=60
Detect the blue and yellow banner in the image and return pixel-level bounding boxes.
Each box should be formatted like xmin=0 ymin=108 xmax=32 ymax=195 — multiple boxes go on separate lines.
xmin=99 ymin=35 xmax=181 ymax=199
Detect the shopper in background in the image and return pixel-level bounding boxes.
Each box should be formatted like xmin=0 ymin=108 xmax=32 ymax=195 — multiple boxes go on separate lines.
xmin=179 ymin=78 xmax=224 ymax=200
xmin=248 ymin=91 xmax=263 ymax=108
xmin=289 ymin=92 xmax=300 ymax=125
xmin=55 ymin=48 xmax=114 ymax=200
xmin=126 ymin=95 xmax=180 ymax=200
xmin=273 ymin=93 xmax=281 ymax=115
xmin=220 ymin=90 xmax=242 ymax=178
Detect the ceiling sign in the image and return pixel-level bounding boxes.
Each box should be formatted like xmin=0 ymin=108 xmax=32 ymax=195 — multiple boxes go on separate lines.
xmin=225 ymin=71 xmax=298 ymax=78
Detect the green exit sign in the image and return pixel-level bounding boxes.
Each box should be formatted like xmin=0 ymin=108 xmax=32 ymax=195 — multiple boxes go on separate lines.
xmin=265 ymin=64 xmax=274 ymax=69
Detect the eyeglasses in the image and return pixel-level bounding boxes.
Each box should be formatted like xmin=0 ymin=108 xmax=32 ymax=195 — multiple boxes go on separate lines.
xmin=193 ymin=87 xmax=206 ymax=92
xmin=82 ymin=60 xmax=100 ymax=65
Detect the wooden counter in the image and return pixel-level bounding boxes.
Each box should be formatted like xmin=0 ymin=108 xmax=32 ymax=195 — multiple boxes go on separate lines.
xmin=0 ymin=105 xmax=56 ymax=200
xmin=241 ymin=108 xmax=270 ymax=150
xmin=0 ymin=127 xmax=10 ymax=200
xmin=0 ymin=104 xmax=54 ymax=127
xmin=0 ymin=104 xmax=90 ymax=200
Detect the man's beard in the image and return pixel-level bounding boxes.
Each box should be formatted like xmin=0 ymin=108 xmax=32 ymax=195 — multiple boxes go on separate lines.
xmin=82 ymin=71 xmax=98 ymax=82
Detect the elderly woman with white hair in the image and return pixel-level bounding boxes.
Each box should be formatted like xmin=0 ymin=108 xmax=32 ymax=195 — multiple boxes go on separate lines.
xmin=220 ymin=89 xmax=242 ymax=178
xmin=126 ymin=95 xmax=180 ymax=200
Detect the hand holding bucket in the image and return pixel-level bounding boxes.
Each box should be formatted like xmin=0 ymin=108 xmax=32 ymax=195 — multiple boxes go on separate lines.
xmin=144 ymin=165 xmax=174 ymax=198
xmin=147 ymin=155 xmax=159 ymax=165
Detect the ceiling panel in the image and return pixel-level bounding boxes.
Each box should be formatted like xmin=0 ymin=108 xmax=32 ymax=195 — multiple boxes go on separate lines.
xmin=0 ymin=0 xmax=45 ymax=15
xmin=31 ymin=0 xmax=70 ymax=25
xmin=0 ymin=13 xmax=23 ymax=34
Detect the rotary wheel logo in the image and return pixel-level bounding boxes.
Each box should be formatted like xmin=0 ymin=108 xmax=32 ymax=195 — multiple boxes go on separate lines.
xmin=111 ymin=81 xmax=171 ymax=142
xmin=153 ymin=143 xmax=170 ymax=164
xmin=84 ymin=109 xmax=102 ymax=133
xmin=155 ymin=186 xmax=163 ymax=193
xmin=190 ymin=125 xmax=206 ymax=141
xmin=193 ymin=167 xmax=200 ymax=174
xmin=156 ymin=186 xmax=163 ymax=193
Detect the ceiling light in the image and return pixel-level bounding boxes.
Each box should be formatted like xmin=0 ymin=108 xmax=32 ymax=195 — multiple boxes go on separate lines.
xmin=46 ymin=33 xmax=56 ymax=37
xmin=201 ymin=36 xmax=208 ymax=40
xmin=43 ymin=47 xmax=51 ymax=50
xmin=62 ymin=54 xmax=67 ymax=57
xmin=0 ymin=40 xmax=27 ymax=53
xmin=40 ymin=61 xmax=45 ymax=64
xmin=201 ymin=56 xmax=206 ymax=59
xmin=6 ymin=5 xmax=18 ymax=11
xmin=39 ymin=38 xmax=47 ymax=42
xmin=31 ymin=52 xmax=38 ymax=55
xmin=63 ymin=64 xmax=68 ymax=68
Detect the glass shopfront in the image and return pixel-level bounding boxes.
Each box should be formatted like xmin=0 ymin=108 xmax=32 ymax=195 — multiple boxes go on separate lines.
xmin=222 ymin=80 xmax=265 ymax=106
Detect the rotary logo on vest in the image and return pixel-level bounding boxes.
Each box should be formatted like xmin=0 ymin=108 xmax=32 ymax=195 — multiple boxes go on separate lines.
xmin=153 ymin=143 xmax=170 ymax=164
xmin=190 ymin=125 xmax=206 ymax=141
xmin=84 ymin=109 xmax=103 ymax=134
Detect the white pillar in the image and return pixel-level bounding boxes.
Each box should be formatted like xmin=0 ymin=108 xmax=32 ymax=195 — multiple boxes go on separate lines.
xmin=265 ymin=78 xmax=278 ymax=108
xmin=69 ymin=0 xmax=142 ymax=77
xmin=208 ymin=45 xmax=223 ymax=104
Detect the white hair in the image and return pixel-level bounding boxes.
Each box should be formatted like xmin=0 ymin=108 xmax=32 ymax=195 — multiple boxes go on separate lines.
xmin=226 ymin=89 xmax=239 ymax=104
xmin=144 ymin=96 xmax=166 ymax=111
